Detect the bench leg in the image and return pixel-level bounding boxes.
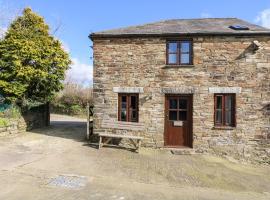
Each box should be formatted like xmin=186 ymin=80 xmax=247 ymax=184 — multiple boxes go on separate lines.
xmin=130 ymin=139 xmax=141 ymax=153
xmin=137 ymin=139 xmax=141 ymax=153
xmin=98 ymin=136 xmax=102 ymax=149
xmin=129 ymin=139 xmax=140 ymax=153
xmin=103 ymin=137 xmax=112 ymax=145
xmin=99 ymin=137 xmax=112 ymax=149
xmin=129 ymin=139 xmax=136 ymax=148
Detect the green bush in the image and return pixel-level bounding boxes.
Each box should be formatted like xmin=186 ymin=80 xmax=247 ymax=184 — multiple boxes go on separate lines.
xmin=51 ymin=82 xmax=93 ymax=116
xmin=0 ymin=104 xmax=21 ymax=119
xmin=0 ymin=103 xmax=11 ymax=112
xmin=70 ymin=105 xmax=83 ymax=115
xmin=0 ymin=117 xmax=8 ymax=127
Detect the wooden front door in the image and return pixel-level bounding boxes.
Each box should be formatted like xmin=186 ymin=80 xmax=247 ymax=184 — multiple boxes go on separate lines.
xmin=164 ymin=95 xmax=193 ymax=147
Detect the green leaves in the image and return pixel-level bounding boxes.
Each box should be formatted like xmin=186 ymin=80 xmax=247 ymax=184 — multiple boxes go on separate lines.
xmin=0 ymin=8 xmax=71 ymax=104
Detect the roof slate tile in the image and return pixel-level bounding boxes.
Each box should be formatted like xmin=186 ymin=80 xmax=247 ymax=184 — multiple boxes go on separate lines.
xmin=90 ymin=18 xmax=270 ymax=38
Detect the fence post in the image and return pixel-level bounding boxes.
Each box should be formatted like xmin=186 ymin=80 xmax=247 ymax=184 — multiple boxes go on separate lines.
xmin=46 ymin=102 xmax=50 ymax=126
xmin=86 ymin=102 xmax=90 ymax=140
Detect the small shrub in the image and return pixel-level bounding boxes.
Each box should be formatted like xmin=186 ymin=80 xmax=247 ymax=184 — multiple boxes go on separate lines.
xmin=6 ymin=106 xmax=21 ymax=118
xmin=70 ymin=105 xmax=83 ymax=115
xmin=0 ymin=104 xmax=21 ymax=119
xmin=51 ymin=82 xmax=93 ymax=116
xmin=0 ymin=118 xmax=8 ymax=127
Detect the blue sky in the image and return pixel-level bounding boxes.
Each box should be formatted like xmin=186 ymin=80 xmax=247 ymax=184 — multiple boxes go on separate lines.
xmin=1 ymin=0 xmax=270 ymax=85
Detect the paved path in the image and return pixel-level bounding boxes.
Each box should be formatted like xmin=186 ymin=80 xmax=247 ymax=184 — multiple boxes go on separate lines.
xmin=0 ymin=114 xmax=269 ymax=200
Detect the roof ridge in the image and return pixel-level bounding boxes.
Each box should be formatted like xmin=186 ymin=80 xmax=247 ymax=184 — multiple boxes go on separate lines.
xmin=94 ymin=18 xmax=240 ymax=33
xmin=163 ymin=17 xmax=238 ymax=21
xmin=125 ymin=17 xmax=239 ymax=27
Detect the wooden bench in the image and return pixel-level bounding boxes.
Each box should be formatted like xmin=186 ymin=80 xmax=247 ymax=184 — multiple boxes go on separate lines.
xmin=99 ymin=120 xmax=144 ymax=152
xmin=98 ymin=133 xmax=143 ymax=152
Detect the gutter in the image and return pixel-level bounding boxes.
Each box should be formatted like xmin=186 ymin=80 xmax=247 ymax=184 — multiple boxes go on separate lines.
xmin=89 ymin=32 xmax=270 ymax=41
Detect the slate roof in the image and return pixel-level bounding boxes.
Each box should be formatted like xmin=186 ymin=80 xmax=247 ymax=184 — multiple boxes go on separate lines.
xmin=90 ymin=18 xmax=270 ymax=39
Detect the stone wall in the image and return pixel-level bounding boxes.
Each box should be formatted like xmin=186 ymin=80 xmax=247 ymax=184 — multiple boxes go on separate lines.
xmin=0 ymin=103 xmax=50 ymax=136
xmin=92 ymin=36 xmax=270 ymax=163
xmin=0 ymin=119 xmax=27 ymax=136
xmin=22 ymin=103 xmax=50 ymax=130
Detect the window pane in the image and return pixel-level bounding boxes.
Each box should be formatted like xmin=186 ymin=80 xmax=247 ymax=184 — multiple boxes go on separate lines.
xmin=122 ymin=96 xmax=126 ymax=102
xmin=216 ymin=96 xmax=222 ymax=109
xmin=168 ymin=42 xmax=177 ymax=53
xmin=168 ymin=54 xmax=177 ymax=64
xmin=121 ymin=104 xmax=127 ymax=110
xmin=225 ymin=95 xmax=232 ymax=110
xmin=225 ymin=110 xmax=232 ymax=125
xmin=121 ymin=102 xmax=127 ymax=109
xmin=215 ymin=110 xmax=222 ymax=124
xmin=169 ymin=111 xmax=177 ymax=120
xmin=180 ymin=54 xmax=190 ymax=64
xmin=169 ymin=99 xmax=177 ymax=109
xmin=121 ymin=96 xmax=127 ymax=108
xmin=179 ymin=111 xmax=187 ymax=121
xmin=121 ymin=110 xmax=127 ymax=121
xmin=131 ymin=96 xmax=137 ymax=109
xmin=179 ymin=99 xmax=187 ymax=109
xmin=131 ymin=110 xmax=137 ymax=122
xmin=181 ymin=42 xmax=190 ymax=53
xmin=120 ymin=95 xmax=127 ymax=121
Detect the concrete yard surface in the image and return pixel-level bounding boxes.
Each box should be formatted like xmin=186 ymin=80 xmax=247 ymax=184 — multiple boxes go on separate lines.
xmin=0 ymin=114 xmax=269 ymax=200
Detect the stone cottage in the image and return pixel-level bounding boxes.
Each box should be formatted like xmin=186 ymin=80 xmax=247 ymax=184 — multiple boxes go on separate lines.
xmin=90 ymin=18 xmax=270 ymax=161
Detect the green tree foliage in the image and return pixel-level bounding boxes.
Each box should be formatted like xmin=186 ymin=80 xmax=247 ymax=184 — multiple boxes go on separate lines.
xmin=0 ymin=8 xmax=71 ymax=104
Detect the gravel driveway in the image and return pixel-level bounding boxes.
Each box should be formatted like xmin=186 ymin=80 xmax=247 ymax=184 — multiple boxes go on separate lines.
xmin=0 ymin=114 xmax=269 ymax=200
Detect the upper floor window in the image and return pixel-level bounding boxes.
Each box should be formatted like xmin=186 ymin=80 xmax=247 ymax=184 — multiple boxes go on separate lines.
xmin=214 ymin=94 xmax=236 ymax=127
xmin=166 ymin=40 xmax=193 ymax=65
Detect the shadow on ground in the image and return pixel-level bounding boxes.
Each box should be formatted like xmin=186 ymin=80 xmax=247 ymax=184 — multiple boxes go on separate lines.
xmin=32 ymin=114 xmax=138 ymax=153
xmin=31 ymin=114 xmax=87 ymax=142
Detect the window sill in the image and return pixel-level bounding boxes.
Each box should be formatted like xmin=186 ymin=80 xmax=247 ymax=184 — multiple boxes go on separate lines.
xmin=163 ymin=65 xmax=194 ymax=69
xmin=212 ymin=126 xmax=236 ymax=130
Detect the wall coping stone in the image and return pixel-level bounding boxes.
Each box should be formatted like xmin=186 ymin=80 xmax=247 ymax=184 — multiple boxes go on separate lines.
xmin=208 ymin=87 xmax=242 ymax=94
xmin=161 ymin=87 xmax=195 ymax=94
xmin=113 ymin=87 xmax=144 ymax=93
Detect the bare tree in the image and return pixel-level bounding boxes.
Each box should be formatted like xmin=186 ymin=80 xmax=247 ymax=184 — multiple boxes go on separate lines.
xmin=51 ymin=16 xmax=63 ymax=36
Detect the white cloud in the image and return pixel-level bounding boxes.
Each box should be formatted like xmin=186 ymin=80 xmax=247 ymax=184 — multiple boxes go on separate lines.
xmin=201 ymin=12 xmax=212 ymax=18
xmin=65 ymin=58 xmax=93 ymax=86
xmin=60 ymin=40 xmax=70 ymax=53
xmin=255 ymin=8 xmax=270 ymax=28
xmin=59 ymin=40 xmax=92 ymax=86
xmin=0 ymin=26 xmax=7 ymax=39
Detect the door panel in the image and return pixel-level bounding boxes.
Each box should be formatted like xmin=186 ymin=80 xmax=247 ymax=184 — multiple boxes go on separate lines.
xmin=164 ymin=95 xmax=192 ymax=147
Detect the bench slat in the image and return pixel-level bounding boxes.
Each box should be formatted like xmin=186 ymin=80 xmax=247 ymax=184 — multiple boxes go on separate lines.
xmin=102 ymin=124 xmax=143 ymax=131
xmin=102 ymin=120 xmax=144 ymax=126
xmin=102 ymin=122 xmax=144 ymax=127
xmin=101 ymin=120 xmax=144 ymax=131
xmin=98 ymin=133 xmax=143 ymax=140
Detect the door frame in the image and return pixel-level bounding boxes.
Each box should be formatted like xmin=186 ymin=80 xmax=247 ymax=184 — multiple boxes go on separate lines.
xmin=164 ymin=94 xmax=193 ymax=148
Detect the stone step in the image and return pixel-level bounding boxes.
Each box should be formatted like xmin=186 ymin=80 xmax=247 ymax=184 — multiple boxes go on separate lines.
xmin=167 ymin=148 xmax=196 ymax=155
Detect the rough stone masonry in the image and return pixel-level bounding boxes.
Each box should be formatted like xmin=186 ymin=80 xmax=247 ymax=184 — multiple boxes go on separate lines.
xmin=90 ymin=19 xmax=270 ymax=163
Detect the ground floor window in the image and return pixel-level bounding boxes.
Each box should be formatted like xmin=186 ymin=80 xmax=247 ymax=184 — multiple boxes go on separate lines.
xmin=118 ymin=94 xmax=139 ymax=122
xmin=214 ymin=94 xmax=236 ymax=127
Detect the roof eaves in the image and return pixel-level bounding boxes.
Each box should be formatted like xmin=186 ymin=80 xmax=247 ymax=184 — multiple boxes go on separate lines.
xmin=89 ymin=31 xmax=270 ymax=40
